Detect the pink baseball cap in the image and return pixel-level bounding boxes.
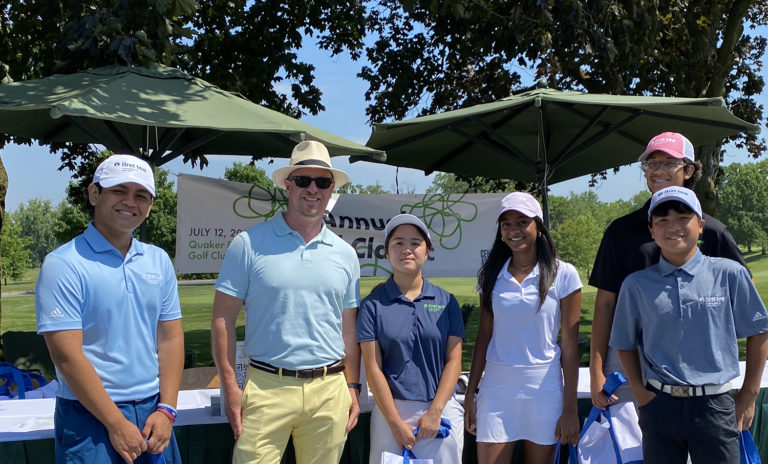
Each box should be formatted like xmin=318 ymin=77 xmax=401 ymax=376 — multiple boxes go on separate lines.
xmin=637 ymin=132 xmax=695 ymax=162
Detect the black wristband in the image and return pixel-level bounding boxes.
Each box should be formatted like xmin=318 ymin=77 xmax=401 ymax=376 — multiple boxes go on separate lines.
xmin=347 ymin=382 xmax=362 ymax=390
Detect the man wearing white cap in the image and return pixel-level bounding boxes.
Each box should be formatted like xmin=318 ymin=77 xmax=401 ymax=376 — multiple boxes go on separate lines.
xmin=212 ymin=140 xmax=362 ymax=464
xmin=36 ymin=154 xmax=184 ymax=463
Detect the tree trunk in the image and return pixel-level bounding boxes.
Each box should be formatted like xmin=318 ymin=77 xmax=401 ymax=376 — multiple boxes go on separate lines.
xmin=694 ymin=143 xmax=723 ymax=217
xmin=0 ymin=153 xmax=6 ymax=336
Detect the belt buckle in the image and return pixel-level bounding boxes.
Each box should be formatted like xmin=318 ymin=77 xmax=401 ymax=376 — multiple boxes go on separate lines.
xmin=670 ymin=385 xmax=690 ymax=397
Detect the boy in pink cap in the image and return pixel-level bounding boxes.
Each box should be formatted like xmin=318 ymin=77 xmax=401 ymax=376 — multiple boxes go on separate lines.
xmin=589 ymin=132 xmax=748 ymax=409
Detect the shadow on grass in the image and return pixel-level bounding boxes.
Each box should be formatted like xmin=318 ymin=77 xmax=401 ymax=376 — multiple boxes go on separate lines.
xmin=184 ymin=325 xmax=245 ymax=368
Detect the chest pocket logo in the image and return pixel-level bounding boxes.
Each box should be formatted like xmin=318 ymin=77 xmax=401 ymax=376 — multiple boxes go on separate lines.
xmin=423 ymin=303 xmax=446 ymax=313
xmin=142 ymin=273 xmax=163 ymax=285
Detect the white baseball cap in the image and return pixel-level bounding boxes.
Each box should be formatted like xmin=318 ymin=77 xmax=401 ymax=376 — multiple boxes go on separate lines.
xmin=93 ymin=154 xmax=156 ymax=197
xmin=648 ymin=186 xmax=702 ymax=220
xmin=497 ymin=192 xmax=543 ymax=221
xmin=385 ymin=214 xmax=431 ymax=242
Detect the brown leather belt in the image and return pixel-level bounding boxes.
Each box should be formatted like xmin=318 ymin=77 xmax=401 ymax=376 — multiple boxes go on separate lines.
xmin=249 ymin=359 xmax=345 ymax=379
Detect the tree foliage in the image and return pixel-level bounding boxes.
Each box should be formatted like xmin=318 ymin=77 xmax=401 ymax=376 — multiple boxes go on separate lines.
xmin=336 ymin=182 xmax=390 ymax=194
xmin=223 ymin=162 xmax=272 ymax=187
xmin=426 ymin=172 xmax=527 ymax=194
xmin=360 ymin=1 xmax=768 ymax=214
xmin=13 ymin=198 xmax=59 ymax=265
xmin=1 ymin=216 xmax=31 ymax=284
xmin=551 ymin=214 xmax=602 ymax=276
xmin=718 ymin=160 xmax=768 ymax=252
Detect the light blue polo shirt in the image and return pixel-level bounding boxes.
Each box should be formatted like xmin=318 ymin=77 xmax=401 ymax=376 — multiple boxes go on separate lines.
xmin=610 ymin=249 xmax=768 ymax=386
xmin=357 ymin=277 xmax=465 ymax=402
xmin=36 ymin=222 xmax=181 ymax=402
xmin=216 ymin=213 xmax=360 ymax=370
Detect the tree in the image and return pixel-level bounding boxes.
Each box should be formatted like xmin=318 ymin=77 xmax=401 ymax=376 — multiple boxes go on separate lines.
xmin=360 ymin=1 xmax=767 ymax=214
xmin=13 ymin=198 xmax=59 ymax=265
xmin=224 ymin=162 xmax=272 ymax=187
xmin=718 ymin=161 xmax=768 ymax=252
xmin=1 ymin=216 xmax=31 ymax=284
xmin=426 ymin=172 xmax=527 ymax=194
xmin=336 ymin=182 xmax=390 ymax=194
xmin=551 ymin=214 xmax=602 ymax=276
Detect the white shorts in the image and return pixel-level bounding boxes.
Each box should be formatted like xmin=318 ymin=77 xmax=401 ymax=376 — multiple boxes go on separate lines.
xmin=475 ymin=362 xmax=563 ymax=445
xmin=369 ymin=396 xmax=464 ymax=464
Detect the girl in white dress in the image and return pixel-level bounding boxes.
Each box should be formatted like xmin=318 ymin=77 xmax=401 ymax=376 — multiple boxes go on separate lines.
xmin=464 ymin=192 xmax=582 ymax=463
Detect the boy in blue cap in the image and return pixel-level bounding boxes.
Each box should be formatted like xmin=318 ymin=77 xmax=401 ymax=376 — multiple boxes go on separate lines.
xmin=610 ymin=186 xmax=768 ymax=463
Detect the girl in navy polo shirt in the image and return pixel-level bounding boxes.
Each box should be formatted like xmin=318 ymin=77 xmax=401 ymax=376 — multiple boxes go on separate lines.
xmin=464 ymin=192 xmax=582 ymax=463
xmin=357 ymin=214 xmax=465 ymax=463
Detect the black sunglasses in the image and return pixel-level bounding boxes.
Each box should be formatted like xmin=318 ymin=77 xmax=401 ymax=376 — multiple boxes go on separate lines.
xmin=288 ymin=175 xmax=334 ymax=189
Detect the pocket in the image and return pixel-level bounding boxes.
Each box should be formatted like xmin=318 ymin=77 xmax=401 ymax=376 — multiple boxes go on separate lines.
xmin=637 ymin=392 xmax=658 ymax=410
xmin=705 ymin=392 xmax=734 ymax=414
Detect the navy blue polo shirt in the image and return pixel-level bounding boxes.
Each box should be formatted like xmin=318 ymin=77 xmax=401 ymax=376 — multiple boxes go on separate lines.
xmin=357 ymin=277 xmax=465 ymax=402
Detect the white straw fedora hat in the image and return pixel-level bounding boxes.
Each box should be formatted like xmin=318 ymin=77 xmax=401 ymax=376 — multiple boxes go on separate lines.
xmin=272 ymin=140 xmax=350 ymax=189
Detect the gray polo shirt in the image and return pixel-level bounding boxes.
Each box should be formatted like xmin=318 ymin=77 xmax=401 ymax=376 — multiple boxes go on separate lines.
xmin=610 ymin=249 xmax=768 ymax=386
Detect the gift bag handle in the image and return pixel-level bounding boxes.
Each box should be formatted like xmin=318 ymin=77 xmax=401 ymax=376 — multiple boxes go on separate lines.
xmin=0 ymin=362 xmax=32 ymax=399
xmin=553 ymin=440 xmax=578 ymax=464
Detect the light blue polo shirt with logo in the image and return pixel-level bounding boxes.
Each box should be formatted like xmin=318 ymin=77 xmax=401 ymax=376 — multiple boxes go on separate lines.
xmin=610 ymin=249 xmax=768 ymax=386
xmin=357 ymin=277 xmax=465 ymax=402
xmin=216 ymin=212 xmax=360 ymax=370
xmin=36 ymin=222 xmax=181 ymax=402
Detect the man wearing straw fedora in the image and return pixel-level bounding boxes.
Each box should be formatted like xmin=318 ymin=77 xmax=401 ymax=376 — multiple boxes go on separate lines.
xmin=212 ymin=140 xmax=362 ymax=464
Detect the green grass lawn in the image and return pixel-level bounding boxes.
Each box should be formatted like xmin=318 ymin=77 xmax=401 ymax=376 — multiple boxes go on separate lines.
xmin=4 ymin=250 xmax=768 ymax=369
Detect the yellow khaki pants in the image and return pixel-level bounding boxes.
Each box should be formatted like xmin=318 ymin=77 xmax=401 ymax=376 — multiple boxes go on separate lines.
xmin=233 ymin=366 xmax=351 ymax=464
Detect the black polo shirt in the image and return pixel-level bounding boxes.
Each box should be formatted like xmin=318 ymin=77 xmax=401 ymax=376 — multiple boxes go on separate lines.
xmin=589 ymin=199 xmax=748 ymax=294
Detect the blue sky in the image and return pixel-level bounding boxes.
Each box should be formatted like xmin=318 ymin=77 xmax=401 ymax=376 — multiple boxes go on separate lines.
xmin=2 ymin=37 xmax=765 ymax=211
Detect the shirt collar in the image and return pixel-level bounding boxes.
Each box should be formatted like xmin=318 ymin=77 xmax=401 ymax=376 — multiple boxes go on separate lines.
xmin=273 ymin=212 xmax=333 ymax=245
xmin=83 ymin=222 xmax=143 ymax=257
xmin=383 ymin=276 xmax=437 ymax=303
xmin=498 ymin=257 xmax=540 ymax=283
xmin=658 ymin=248 xmax=704 ymax=277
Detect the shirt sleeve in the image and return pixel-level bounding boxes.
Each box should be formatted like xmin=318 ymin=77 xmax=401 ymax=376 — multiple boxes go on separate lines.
xmin=609 ymin=275 xmax=641 ymax=351
xmin=343 ymin=247 xmax=361 ymax=309
xmin=159 ymin=251 xmax=182 ymax=321
xmin=446 ymin=294 xmax=465 ymax=339
xmin=557 ymin=261 xmax=583 ymax=299
xmin=729 ymin=264 xmax=768 ymax=339
xmin=35 ymin=253 xmax=85 ymax=333
xmin=589 ymin=222 xmax=622 ymax=293
xmin=356 ymin=296 xmax=377 ymax=343
xmin=214 ymin=232 xmax=250 ymax=299
xmin=705 ymin=221 xmax=750 ymax=274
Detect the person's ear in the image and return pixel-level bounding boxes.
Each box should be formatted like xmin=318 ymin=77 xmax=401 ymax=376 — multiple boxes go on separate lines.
xmin=87 ymin=184 xmax=99 ymax=206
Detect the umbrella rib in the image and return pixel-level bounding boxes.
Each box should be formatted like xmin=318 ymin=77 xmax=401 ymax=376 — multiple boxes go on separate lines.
xmin=154 ymin=126 xmax=187 ymax=155
xmin=551 ymin=111 xmax=643 ymax=171
xmin=155 ymin=131 xmax=225 ymax=165
xmin=551 ymin=103 xmax=611 ymax=158
xmin=465 ymin=117 xmax=531 ymax=164
xmin=431 ymin=125 xmax=530 ymax=175
xmin=69 ymin=117 xmax=138 ymax=154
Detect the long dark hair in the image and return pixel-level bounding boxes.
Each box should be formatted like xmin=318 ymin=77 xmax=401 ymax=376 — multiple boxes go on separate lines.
xmin=477 ymin=217 xmax=559 ymax=313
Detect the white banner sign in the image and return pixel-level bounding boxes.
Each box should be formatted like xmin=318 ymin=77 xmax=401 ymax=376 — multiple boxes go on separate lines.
xmin=175 ymin=174 xmax=505 ymax=277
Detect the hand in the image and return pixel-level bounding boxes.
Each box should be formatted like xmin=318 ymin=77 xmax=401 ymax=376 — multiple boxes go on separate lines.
xmin=346 ymin=390 xmax=360 ymax=433
xmin=391 ymin=419 xmax=417 ymax=451
xmin=634 ymin=387 xmax=656 ymax=407
xmin=416 ymin=407 xmax=441 ymax=440
xmin=142 ymin=410 xmax=173 ymax=455
xmin=735 ymin=390 xmax=758 ymax=431
xmin=106 ymin=417 xmax=147 ymax=463
xmin=555 ymin=409 xmax=580 ymax=445
xmin=464 ymin=393 xmax=477 ymax=436
xmin=223 ymin=387 xmax=244 ymax=439
xmin=590 ymin=373 xmax=617 ymax=410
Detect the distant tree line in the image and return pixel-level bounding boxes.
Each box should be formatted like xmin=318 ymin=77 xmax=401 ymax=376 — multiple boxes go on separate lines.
xmin=5 ymin=160 xmax=764 ymax=283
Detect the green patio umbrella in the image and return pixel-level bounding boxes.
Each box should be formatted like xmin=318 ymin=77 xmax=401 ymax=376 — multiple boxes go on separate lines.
xmin=359 ymin=87 xmax=759 ymax=222
xmin=0 ymin=63 xmax=385 ymax=165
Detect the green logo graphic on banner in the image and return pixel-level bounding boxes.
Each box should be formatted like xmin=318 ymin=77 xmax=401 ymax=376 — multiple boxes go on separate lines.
xmin=400 ymin=193 xmax=479 ymax=250
xmin=232 ymin=185 xmax=288 ymax=219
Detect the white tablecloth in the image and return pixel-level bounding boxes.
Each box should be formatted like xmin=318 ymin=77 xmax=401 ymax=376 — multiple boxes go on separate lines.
xmin=3 ymin=362 xmax=766 ymax=443
xmin=0 ymin=389 xmax=227 ymax=442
